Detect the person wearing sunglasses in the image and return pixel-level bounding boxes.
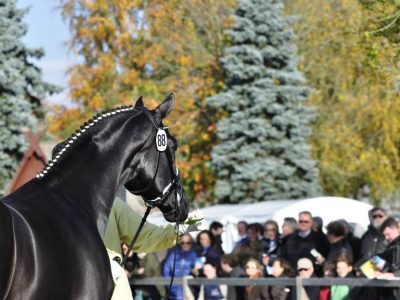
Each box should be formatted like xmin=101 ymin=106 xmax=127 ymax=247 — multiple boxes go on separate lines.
xmin=278 ymin=211 xmax=330 ymax=272
xmin=162 ymin=233 xmax=197 ymax=300
xmin=358 ymin=206 xmax=388 ymax=266
xmin=292 ymin=258 xmax=320 ymax=300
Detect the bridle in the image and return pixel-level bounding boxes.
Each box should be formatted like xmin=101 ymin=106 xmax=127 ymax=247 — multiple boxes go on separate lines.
xmin=120 ymin=108 xmax=183 ymax=267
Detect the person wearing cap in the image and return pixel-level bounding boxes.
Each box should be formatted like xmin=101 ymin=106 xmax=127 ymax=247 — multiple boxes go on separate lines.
xmin=292 ymin=258 xmax=320 ymax=300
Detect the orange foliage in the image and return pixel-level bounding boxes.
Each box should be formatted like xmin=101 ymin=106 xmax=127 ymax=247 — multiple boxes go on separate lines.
xmin=50 ymin=0 xmax=235 ymax=202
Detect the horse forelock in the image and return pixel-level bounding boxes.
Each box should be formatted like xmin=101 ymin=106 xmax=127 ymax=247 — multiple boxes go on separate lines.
xmin=37 ymin=106 xmax=147 ymax=180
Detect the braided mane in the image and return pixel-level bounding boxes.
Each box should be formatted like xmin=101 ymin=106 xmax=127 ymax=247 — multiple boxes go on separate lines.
xmin=36 ymin=105 xmax=139 ymax=179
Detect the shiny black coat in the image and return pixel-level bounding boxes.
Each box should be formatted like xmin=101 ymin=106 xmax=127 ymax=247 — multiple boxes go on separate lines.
xmin=0 ymin=95 xmax=188 ymax=299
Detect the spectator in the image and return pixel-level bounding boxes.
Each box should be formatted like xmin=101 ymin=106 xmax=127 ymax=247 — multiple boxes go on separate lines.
xmin=338 ymin=219 xmax=362 ymax=263
xmin=279 ymin=211 xmax=330 ymax=271
xmin=233 ymin=221 xmax=249 ymax=251
xmin=162 ymin=233 xmax=196 ymax=300
xmin=202 ymin=261 xmax=225 ymax=300
xmin=358 ymin=207 xmax=388 ymax=265
xmin=220 ymin=254 xmax=246 ymax=300
xmin=194 ymin=230 xmax=221 ymax=271
xmin=324 ymin=221 xmax=353 ymax=264
xmin=373 ymin=217 xmax=400 ymax=300
xmin=192 ymin=230 xmax=222 ymax=299
xmin=262 ymin=220 xmax=280 ymax=259
xmin=129 ymin=252 xmax=165 ymax=300
xmin=280 ymin=218 xmax=297 ymax=248
xmin=266 ymin=258 xmax=294 ymax=300
xmin=312 ymin=216 xmax=324 ymax=233
xmin=234 ymin=223 xmax=264 ymax=267
xmin=244 ymin=258 xmax=268 ymax=300
xmin=330 ymin=254 xmax=354 ymax=300
xmin=319 ymin=262 xmax=335 ymax=300
xmin=291 ymin=258 xmax=320 ymax=300
xmin=210 ymin=221 xmax=225 ymax=255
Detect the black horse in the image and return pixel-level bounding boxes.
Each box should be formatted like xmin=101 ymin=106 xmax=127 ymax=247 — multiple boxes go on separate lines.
xmin=0 ymin=94 xmax=188 ymax=299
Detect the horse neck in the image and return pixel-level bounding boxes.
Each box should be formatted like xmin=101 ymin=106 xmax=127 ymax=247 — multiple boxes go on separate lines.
xmin=45 ymin=113 xmax=149 ymax=236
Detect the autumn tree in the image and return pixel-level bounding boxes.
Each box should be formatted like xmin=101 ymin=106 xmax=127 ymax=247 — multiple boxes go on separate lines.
xmin=285 ymin=0 xmax=400 ymax=202
xmin=0 ymin=0 xmax=57 ymax=194
xmin=53 ymin=0 xmax=235 ymax=202
xmin=207 ymin=0 xmax=321 ymax=203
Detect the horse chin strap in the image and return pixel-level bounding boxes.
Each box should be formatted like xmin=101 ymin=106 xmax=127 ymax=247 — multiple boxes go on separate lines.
xmin=143 ymin=168 xmax=181 ymax=209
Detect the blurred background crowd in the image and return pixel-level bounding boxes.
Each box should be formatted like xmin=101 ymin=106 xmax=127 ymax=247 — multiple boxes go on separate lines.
xmin=121 ymin=206 xmax=400 ymax=300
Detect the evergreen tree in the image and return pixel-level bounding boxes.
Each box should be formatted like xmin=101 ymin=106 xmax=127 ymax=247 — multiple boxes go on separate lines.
xmin=207 ymin=0 xmax=321 ymax=203
xmin=0 ymin=0 xmax=57 ymax=194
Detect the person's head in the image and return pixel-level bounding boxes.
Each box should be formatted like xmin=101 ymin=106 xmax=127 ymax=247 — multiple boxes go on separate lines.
xmin=272 ymin=258 xmax=294 ymax=278
xmin=246 ymin=223 xmax=261 ymax=242
xmin=380 ymin=217 xmax=400 ymax=243
xmin=210 ymin=221 xmax=223 ymax=237
xmin=369 ymin=207 xmax=387 ymax=229
xmin=245 ymin=258 xmax=263 ymax=279
xmin=335 ymin=254 xmax=353 ymax=278
xmin=221 ymin=254 xmax=240 ymax=274
xmin=264 ymin=220 xmax=279 ymax=240
xmin=282 ymin=217 xmax=297 ymax=236
xmin=297 ymin=258 xmax=314 ymax=278
xmin=238 ymin=221 xmax=248 ymax=237
xmin=312 ymin=216 xmax=323 ymax=232
xmin=203 ymin=260 xmax=218 ymax=279
xmin=323 ymin=262 xmax=336 ymax=278
xmin=197 ymin=230 xmax=214 ymax=248
xmin=180 ymin=233 xmax=193 ymax=252
xmin=326 ymin=221 xmax=346 ymax=244
xmin=298 ymin=211 xmax=313 ymax=234
xmin=337 ymin=219 xmax=351 ymax=237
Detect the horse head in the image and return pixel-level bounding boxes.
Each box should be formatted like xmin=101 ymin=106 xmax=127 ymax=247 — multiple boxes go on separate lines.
xmin=40 ymin=93 xmax=188 ymax=235
xmin=124 ymin=94 xmax=189 ymax=222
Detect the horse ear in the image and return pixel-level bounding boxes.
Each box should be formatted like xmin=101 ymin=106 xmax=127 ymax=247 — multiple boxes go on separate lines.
xmin=134 ymin=96 xmax=144 ymax=108
xmin=155 ymin=93 xmax=175 ymax=121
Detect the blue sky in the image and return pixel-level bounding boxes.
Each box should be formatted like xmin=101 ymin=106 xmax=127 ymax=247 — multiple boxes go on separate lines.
xmin=18 ymin=0 xmax=74 ymax=105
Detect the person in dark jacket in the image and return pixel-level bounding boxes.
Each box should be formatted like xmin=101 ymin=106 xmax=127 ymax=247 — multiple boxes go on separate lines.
xmin=290 ymin=258 xmax=320 ymax=300
xmin=266 ymin=258 xmax=294 ymax=300
xmin=278 ymin=211 xmax=330 ymax=271
xmin=234 ymin=223 xmax=264 ymax=267
xmin=324 ymin=221 xmax=353 ymax=264
xmin=357 ymin=207 xmax=388 ymax=266
xmin=280 ymin=218 xmax=297 ymax=250
xmin=203 ymin=261 xmax=224 ymax=300
xmin=210 ymin=221 xmax=225 ymax=255
xmin=220 ymin=254 xmax=246 ymax=300
xmin=262 ymin=220 xmax=281 ymax=257
xmin=374 ymin=217 xmax=400 ymax=300
xmin=338 ymin=219 xmax=362 ymax=263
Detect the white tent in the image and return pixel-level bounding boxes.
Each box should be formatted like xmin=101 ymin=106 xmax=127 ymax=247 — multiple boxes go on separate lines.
xmin=147 ymin=197 xmax=373 ymax=253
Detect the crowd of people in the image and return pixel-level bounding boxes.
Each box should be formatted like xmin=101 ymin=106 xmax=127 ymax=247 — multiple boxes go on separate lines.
xmin=120 ymin=206 xmax=400 ymax=300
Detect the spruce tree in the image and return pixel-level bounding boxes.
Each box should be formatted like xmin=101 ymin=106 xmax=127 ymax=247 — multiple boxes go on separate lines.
xmin=207 ymin=0 xmax=321 ymax=203
xmin=0 ymin=0 xmax=57 ymax=194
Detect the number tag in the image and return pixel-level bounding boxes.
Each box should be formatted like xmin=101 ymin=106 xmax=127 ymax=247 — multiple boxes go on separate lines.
xmin=156 ymin=129 xmax=167 ymax=151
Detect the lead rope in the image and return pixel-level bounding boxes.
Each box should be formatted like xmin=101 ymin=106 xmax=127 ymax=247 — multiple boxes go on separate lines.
xmin=120 ymin=206 xmax=152 ymax=267
xmin=166 ymin=193 xmax=181 ymax=300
